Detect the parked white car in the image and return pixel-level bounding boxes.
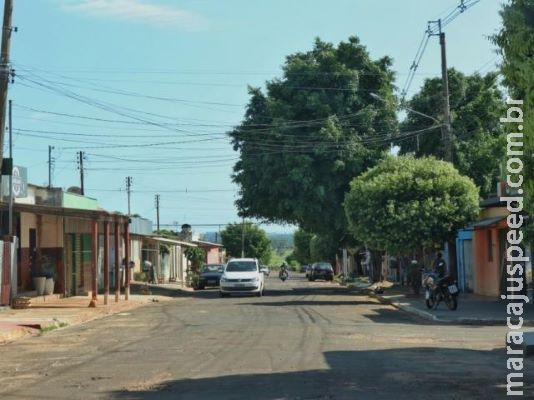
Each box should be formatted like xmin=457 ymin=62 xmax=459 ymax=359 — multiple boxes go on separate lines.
xmin=220 ymin=258 xmax=264 ymax=297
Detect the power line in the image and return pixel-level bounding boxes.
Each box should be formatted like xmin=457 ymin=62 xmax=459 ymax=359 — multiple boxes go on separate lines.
xmin=400 ymin=0 xmax=481 ymax=102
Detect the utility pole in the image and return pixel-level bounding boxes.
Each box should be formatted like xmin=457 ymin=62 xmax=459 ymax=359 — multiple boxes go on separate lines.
xmin=241 ymin=217 xmax=245 ymax=258
xmin=0 ymin=0 xmax=14 ymax=178
xmin=155 ymin=194 xmax=160 ymax=231
xmin=47 ymin=145 xmax=54 ymax=188
xmin=7 ymin=98 xmax=12 ymax=236
xmin=77 ymin=151 xmax=85 ymax=195
xmin=126 ymin=176 xmax=132 ymax=215
xmin=429 ymin=19 xmax=453 ymax=163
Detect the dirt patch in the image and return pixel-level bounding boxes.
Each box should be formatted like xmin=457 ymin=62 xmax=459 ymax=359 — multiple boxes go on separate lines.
xmin=125 ymin=371 xmax=172 ymax=391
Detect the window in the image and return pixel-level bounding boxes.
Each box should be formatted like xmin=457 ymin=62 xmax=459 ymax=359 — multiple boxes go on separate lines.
xmin=226 ymin=261 xmax=257 ymax=272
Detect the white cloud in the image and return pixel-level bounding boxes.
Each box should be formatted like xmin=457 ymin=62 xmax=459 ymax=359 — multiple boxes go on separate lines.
xmin=57 ymin=0 xmax=208 ymax=30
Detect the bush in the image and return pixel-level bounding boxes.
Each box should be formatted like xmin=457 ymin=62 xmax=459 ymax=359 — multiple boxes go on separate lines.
xmin=134 ymin=271 xmax=147 ymax=282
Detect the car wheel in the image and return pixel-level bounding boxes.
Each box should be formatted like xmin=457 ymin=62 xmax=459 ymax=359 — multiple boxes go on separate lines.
xmin=219 ymin=292 xmax=228 ymax=298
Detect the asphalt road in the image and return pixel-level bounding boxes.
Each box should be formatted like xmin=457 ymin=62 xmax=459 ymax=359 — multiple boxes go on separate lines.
xmin=0 ymin=274 xmax=532 ymax=399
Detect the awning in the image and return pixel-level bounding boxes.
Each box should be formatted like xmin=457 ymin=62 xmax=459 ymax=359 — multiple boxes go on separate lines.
xmin=468 ymin=216 xmax=507 ymax=229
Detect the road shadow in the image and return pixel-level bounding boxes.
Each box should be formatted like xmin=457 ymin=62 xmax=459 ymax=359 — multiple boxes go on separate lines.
xmin=242 ymin=300 xmax=378 ymax=307
xmin=131 ymin=283 xmax=353 ymax=300
xmin=107 ymin=348 xmax=531 ymax=400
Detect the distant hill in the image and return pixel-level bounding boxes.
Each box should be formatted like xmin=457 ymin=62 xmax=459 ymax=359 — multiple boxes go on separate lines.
xmin=268 ymin=233 xmax=294 ymax=252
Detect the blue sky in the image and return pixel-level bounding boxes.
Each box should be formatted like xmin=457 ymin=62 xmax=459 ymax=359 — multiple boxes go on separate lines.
xmin=10 ymin=0 xmax=503 ymax=234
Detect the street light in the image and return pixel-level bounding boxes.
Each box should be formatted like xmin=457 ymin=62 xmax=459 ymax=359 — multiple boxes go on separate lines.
xmin=370 ymin=92 xmax=442 ymax=152
xmin=370 ymin=92 xmax=441 ymax=125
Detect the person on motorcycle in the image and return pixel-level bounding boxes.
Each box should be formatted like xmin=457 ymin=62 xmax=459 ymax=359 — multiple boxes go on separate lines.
xmin=279 ymin=262 xmax=289 ymax=281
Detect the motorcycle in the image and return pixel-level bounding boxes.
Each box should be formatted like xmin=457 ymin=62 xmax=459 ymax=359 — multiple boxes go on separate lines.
xmin=279 ymin=269 xmax=289 ymax=282
xmin=423 ymin=272 xmax=459 ymax=310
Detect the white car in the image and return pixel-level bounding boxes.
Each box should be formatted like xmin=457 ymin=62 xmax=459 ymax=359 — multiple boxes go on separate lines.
xmin=220 ymin=258 xmax=264 ymax=297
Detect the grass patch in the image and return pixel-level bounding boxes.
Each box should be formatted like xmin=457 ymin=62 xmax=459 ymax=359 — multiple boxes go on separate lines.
xmin=40 ymin=321 xmax=68 ymax=333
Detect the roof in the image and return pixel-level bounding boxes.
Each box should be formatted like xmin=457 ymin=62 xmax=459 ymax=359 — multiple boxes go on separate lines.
xmin=468 ymin=216 xmax=507 ymax=229
xmin=6 ymin=201 xmax=129 ymax=222
xmin=194 ymin=240 xmax=224 ymax=248
xmin=148 ymin=236 xmax=197 ymax=247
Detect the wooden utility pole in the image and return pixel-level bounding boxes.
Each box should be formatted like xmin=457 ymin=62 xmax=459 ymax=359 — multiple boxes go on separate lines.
xmin=78 ymin=151 xmax=85 ymax=195
xmin=48 ymin=145 xmax=54 ymax=188
xmin=0 ymin=0 xmax=13 ymax=177
xmin=155 ymin=194 xmax=160 ymax=231
xmin=241 ymin=217 xmax=245 ymax=258
xmin=7 ymin=98 xmax=12 ymax=236
xmin=438 ymin=19 xmax=453 ymax=163
xmin=126 ymin=176 xmax=132 ymax=215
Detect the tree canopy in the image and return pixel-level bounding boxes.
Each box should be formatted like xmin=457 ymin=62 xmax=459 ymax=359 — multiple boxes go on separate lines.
xmin=293 ymin=229 xmax=313 ymax=265
xmin=399 ymin=69 xmax=505 ymax=198
xmin=221 ymin=222 xmax=272 ymax=264
xmin=344 ymin=156 xmax=479 ymax=255
xmin=229 ymin=36 xmax=398 ymax=248
xmin=493 ymin=0 xmax=534 ymax=241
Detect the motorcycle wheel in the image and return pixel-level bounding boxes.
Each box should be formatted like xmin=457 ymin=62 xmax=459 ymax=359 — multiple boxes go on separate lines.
xmin=445 ymin=294 xmax=458 ymax=311
xmin=425 ymin=290 xmax=435 ymax=309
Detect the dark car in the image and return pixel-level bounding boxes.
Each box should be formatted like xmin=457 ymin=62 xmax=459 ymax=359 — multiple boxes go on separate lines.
xmin=197 ymin=264 xmax=224 ymax=289
xmin=299 ymin=264 xmax=309 ymax=273
xmin=308 ymin=262 xmax=334 ymax=282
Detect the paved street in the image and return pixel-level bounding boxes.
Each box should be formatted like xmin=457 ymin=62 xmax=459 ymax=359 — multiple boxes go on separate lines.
xmin=0 ymin=274 xmax=532 ymax=399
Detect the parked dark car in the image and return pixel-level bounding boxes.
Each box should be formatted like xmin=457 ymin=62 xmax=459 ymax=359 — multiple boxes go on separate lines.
xmin=299 ymin=264 xmax=309 ymax=273
xmin=308 ymin=262 xmax=334 ymax=282
xmin=196 ymin=264 xmax=224 ymax=289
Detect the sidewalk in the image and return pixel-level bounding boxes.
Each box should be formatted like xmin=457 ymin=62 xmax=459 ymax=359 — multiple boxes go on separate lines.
xmin=350 ymin=282 xmax=534 ymax=326
xmin=0 ymin=292 xmax=174 ymax=344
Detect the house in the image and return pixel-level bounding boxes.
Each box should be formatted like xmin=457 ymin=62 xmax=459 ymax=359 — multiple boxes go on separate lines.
xmin=194 ymin=240 xmax=225 ymax=264
xmin=0 ymin=182 xmax=134 ymax=306
xmin=142 ymin=236 xmax=195 ymax=285
xmin=456 ymin=194 xmax=530 ymax=297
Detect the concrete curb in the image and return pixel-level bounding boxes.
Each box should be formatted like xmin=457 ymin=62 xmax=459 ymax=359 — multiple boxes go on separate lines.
xmin=366 ymin=291 xmax=534 ymax=326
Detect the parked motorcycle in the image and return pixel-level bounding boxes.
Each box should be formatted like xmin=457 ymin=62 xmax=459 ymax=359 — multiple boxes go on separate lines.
xmin=423 ymin=272 xmax=459 ymax=310
xmin=279 ymin=269 xmax=289 ymax=282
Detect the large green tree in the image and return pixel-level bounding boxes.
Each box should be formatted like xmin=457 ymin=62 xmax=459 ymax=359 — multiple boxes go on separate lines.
xmin=293 ymin=228 xmax=313 ymax=265
xmin=309 ymin=233 xmax=339 ymax=264
xmin=493 ymin=0 xmax=534 ymax=242
xmin=344 ymin=156 xmax=479 ymax=256
xmin=230 ymin=37 xmax=398 ymax=249
xmin=221 ymin=223 xmax=272 ymax=264
xmin=399 ymin=69 xmax=505 ymax=198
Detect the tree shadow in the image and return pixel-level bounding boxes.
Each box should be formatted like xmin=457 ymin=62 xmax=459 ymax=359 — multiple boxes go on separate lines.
xmin=107 ymin=348 xmax=532 ymax=400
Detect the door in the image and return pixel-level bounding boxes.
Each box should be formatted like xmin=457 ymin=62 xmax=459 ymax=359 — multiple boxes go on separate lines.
xmin=462 ymin=239 xmax=475 ymax=292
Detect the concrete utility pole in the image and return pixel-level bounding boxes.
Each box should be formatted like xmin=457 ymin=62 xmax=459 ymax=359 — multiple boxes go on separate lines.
xmin=78 ymin=151 xmax=85 ymax=195
xmin=436 ymin=19 xmax=453 ymax=163
xmin=126 ymin=176 xmax=132 ymax=215
xmin=155 ymin=194 xmax=160 ymax=231
xmin=0 ymin=0 xmax=14 ymax=178
xmin=47 ymin=145 xmax=54 ymax=188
